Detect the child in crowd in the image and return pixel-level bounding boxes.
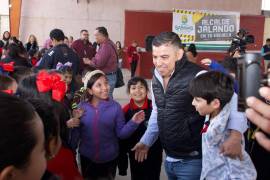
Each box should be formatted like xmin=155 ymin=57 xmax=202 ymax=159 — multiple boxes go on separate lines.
xmin=56 ymin=62 xmax=74 ymax=99
xmin=28 ymin=99 xmax=83 ymax=180
xmin=9 ymin=66 xmax=33 ymax=83
xmin=0 ymin=93 xmax=47 ymax=180
xmin=118 ymin=77 xmax=163 ymax=180
xmin=0 ymin=74 xmax=17 ymax=94
xmin=70 ymin=70 xmax=145 ymax=180
xmin=27 ymin=99 xmax=62 ymax=180
xmin=189 ymin=71 xmax=257 ymax=180
xmin=71 ymin=65 xmax=96 ymax=109
xmin=18 ymin=70 xmax=82 ymax=179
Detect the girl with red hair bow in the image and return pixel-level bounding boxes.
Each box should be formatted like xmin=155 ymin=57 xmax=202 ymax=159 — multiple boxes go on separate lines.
xmin=18 ymin=70 xmax=83 ymax=180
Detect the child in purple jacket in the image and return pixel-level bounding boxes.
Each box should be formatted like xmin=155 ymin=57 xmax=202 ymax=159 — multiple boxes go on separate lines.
xmin=70 ymin=70 xmax=145 ymax=180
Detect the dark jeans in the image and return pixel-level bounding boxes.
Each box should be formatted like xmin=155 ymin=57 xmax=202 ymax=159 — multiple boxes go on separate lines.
xmin=130 ymin=60 xmax=138 ymax=77
xmin=129 ymin=150 xmax=162 ymax=180
xmin=80 ymin=155 xmax=117 ymax=180
xmin=106 ymin=73 xmax=117 ymax=99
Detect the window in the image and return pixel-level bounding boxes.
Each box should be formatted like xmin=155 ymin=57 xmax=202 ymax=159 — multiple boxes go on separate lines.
xmin=0 ymin=0 xmax=10 ymax=37
xmin=262 ymin=0 xmax=270 ymax=11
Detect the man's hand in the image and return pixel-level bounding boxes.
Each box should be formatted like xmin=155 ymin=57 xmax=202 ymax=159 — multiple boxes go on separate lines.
xmin=83 ymin=58 xmax=94 ymax=66
xmin=220 ymin=130 xmax=243 ymax=160
xmin=201 ymin=58 xmax=212 ymax=66
xmin=246 ymin=87 xmax=270 ymax=151
xmin=131 ymin=142 xmax=149 ymax=162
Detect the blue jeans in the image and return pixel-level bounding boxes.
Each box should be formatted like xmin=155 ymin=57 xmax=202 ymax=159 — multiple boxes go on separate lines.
xmin=106 ymin=73 xmax=117 ymax=99
xmin=164 ymin=159 xmax=202 ymax=180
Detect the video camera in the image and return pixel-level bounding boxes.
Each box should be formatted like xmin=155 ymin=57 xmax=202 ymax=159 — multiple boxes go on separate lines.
xmin=237 ymin=53 xmax=270 ymax=112
xmin=230 ymin=29 xmax=255 ymax=55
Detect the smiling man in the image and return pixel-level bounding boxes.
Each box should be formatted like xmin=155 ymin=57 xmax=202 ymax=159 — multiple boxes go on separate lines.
xmin=132 ymin=32 xmax=247 ymax=180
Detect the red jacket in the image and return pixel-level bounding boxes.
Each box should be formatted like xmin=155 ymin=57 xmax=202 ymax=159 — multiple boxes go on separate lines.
xmin=127 ymin=46 xmax=139 ymax=63
xmin=47 ymin=146 xmax=83 ymax=180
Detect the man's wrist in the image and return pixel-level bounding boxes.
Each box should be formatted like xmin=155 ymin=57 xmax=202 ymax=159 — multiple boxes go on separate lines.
xmin=229 ymin=130 xmax=242 ymax=141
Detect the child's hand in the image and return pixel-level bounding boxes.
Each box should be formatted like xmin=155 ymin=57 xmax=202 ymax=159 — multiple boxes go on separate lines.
xmin=66 ymin=118 xmax=80 ymax=128
xmin=131 ymin=110 xmax=145 ymax=124
xmin=72 ymin=108 xmax=84 ymax=119
xmin=201 ymin=58 xmax=212 ymax=66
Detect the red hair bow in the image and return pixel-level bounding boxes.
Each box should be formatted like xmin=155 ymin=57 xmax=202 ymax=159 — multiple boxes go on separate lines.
xmin=0 ymin=62 xmax=15 ymax=72
xmin=36 ymin=70 xmax=67 ymax=102
xmin=1 ymin=89 xmax=13 ymax=95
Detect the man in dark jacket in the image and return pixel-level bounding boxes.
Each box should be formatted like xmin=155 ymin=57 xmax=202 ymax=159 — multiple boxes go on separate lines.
xmin=38 ymin=29 xmax=80 ymax=75
xmin=71 ymin=29 xmax=95 ymax=74
xmin=132 ymin=32 xmax=247 ymax=180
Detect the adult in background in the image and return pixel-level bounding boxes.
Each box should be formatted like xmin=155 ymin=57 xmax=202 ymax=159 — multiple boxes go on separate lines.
xmin=25 ymin=34 xmax=39 ymax=54
xmin=83 ymin=27 xmax=118 ymax=98
xmin=2 ymin=31 xmax=11 ymax=48
xmin=186 ymin=43 xmax=198 ymax=64
xmin=127 ymin=41 xmax=139 ymax=77
xmin=38 ymin=29 xmax=80 ymax=75
xmin=132 ymin=32 xmax=248 ymax=180
xmin=261 ymin=38 xmax=270 ymax=73
xmin=71 ymin=29 xmax=95 ymax=74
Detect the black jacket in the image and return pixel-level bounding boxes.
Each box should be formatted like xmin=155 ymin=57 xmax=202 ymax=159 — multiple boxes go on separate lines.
xmin=263 ymin=45 xmax=270 ymax=60
xmin=152 ymin=57 xmax=204 ymax=159
xmin=38 ymin=44 xmax=80 ymax=75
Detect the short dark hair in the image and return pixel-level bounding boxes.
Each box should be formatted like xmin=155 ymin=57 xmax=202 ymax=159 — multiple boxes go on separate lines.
xmin=80 ymin=29 xmax=88 ymax=34
xmin=187 ymin=43 xmax=198 ymax=57
xmin=0 ymin=93 xmax=37 ymax=171
xmin=266 ymin=38 xmax=270 ymax=42
xmin=59 ymin=65 xmax=73 ymax=75
xmin=7 ymin=43 xmax=23 ymax=58
xmin=0 ymin=75 xmax=15 ymax=90
xmin=152 ymin=32 xmax=182 ymax=49
xmin=220 ymin=56 xmax=237 ymax=75
xmin=96 ymin=27 xmax=108 ymax=37
xmin=189 ymin=71 xmax=234 ymax=109
xmin=9 ymin=66 xmax=33 ymax=83
xmin=50 ymin=29 xmax=65 ymax=41
xmin=127 ymin=77 xmax=149 ymax=93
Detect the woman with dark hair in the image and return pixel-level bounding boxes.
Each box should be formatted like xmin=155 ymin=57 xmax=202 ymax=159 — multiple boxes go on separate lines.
xmin=1 ymin=43 xmax=31 ymax=67
xmin=2 ymin=31 xmax=11 ymax=48
xmin=116 ymin=41 xmax=123 ymax=68
xmin=0 ymin=92 xmax=47 ymax=180
xmin=18 ymin=70 xmax=83 ymax=180
xmin=25 ymin=34 xmax=39 ymax=54
xmin=186 ymin=43 xmax=198 ymax=64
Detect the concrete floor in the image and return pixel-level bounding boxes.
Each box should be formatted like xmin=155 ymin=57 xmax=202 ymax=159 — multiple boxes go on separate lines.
xmin=114 ymin=69 xmax=167 ymax=180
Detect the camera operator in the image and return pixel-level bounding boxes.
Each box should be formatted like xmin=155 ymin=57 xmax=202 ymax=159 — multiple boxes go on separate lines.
xmin=230 ymin=29 xmax=254 ymax=57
